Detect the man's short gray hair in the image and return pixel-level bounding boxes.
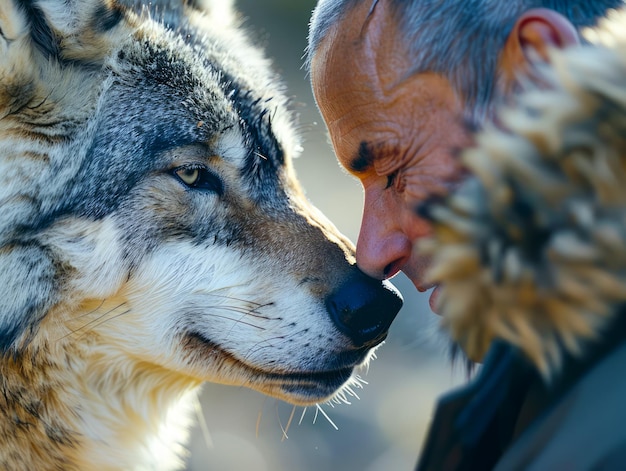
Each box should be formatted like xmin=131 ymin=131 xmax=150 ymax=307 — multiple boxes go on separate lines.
xmin=307 ymin=0 xmax=624 ymax=120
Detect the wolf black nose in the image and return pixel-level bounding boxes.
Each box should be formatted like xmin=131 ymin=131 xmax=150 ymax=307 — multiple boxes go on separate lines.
xmin=326 ymin=272 xmax=403 ymax=348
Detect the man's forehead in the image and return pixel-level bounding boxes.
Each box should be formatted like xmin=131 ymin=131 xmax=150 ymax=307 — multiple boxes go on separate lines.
xmin=313 ymin=0 xmax=410 ymax=80
xmin=310 ymin=0 xmax=424 ymax=179
xmin=310 ymin=0 xmax=415 ymax=121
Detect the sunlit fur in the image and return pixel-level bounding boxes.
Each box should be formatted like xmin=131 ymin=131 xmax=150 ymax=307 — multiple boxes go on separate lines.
xmin=420 ymin=37 xmax=626 ymax=380
xmin=0 ymin=1 xmax=400 ymax=469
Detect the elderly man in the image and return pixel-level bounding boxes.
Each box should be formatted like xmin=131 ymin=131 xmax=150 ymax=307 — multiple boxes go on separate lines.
xmin=307 ymin=1 xmax=625 ymax=470
xmin=307 ymin=1 xmax=621 ymax=308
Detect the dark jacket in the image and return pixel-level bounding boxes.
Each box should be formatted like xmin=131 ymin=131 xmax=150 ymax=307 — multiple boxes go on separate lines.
xmin=417 ymin=317 xmax=626 ymax=471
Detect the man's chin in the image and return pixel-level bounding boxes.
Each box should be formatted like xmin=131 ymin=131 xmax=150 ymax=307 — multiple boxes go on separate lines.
xmin=407 ymin=275 xmax=441 ymax=316
xmin=428 ymin=285 xmax=441 ymax=315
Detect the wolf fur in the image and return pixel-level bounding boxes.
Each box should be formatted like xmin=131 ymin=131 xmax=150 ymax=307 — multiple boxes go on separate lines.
xmin=420 ymin=34 xmax=626 ymax=380
xmin=0 ymin=1 xmax=402 ymax=469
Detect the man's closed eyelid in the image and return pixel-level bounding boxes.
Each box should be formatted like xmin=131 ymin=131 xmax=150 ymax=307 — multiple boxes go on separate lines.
xmin=385 ymin=171 xmax=397 ymax=189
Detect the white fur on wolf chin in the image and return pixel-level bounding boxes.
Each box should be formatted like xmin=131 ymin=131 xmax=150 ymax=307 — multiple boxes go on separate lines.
xmin=70 ymin=367 xmax=199 ymax=471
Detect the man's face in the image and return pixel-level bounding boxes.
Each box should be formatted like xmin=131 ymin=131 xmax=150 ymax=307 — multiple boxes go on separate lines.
xmin=311 ymin=1 xmax=473 ymax=310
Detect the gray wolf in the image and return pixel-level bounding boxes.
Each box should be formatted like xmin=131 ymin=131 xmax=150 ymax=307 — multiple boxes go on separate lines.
xmin=418 ymin=31 xmax=626 ymax=470
xmin=0 ymin=1 xmax=402 ymax=469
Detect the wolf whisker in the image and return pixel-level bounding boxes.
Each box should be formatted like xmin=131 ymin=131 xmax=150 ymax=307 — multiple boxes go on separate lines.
xmin=275 ymin=402 xmax=287 ymax=439
xmin=212 ymin=313 xmax=267 ymax=330
xmin=72 ymin=299 xmax=107 ymax=321
xmin=60 ymin=301 xmax=128 ymax=340
xmin=278 ymin=404 xmax=297 ymax=441
xmin=255 ymin=399 xmax=266 ymax=439
xmin=77 ymin=309 xmax=132 ymax=337
xmin=205 ymin=303 xmax=275 ymax=321
xmin=193 ymin=396 xmax=213 ymax=450
xmin=240 ymin=336 xmax=287 ymax=362
xmin=194 ymin=292 xmax=268 ymax=309
xmin=190 ymin=309 xmax=267 ymax=331
xmin=218 ymin=312 xmax=268 ymax=337
xmin=298 ymin=407 xmax=308 ymax=426
xmin=344 ymin=384 xmax=360 ymax=400
xmin=353 ymin=374 xmax=368 ymax=388
xmin=256 ymin=410 xmax=263 ymax=438
xmin=314 ymin=403 xmax=339 ymax=431
xmin=328 ymin=390 xmax=349 ymax=406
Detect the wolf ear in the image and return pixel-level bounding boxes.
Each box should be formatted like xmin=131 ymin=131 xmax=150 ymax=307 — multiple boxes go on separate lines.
xmin=0 ymin=1 xmax=36 ymax=80
xmin=0 ymin=0 xmax=123 ymax=77
xmin=0 ymin=1 xmax=26 ymax=47
xmin=0 ymin=245 xmax=60 ymax=354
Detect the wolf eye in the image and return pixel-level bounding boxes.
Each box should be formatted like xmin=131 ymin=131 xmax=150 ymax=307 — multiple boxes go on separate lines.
xmin=175 ymin=167 xmax=198 ymax=185
xmin=176 ymin=167 xmax=200 ymax=185
xmin=171 ymin=165 xmax=223 ymax=195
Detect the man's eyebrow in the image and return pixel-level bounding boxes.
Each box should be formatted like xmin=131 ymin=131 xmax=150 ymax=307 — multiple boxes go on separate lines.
xmin=350 ymin=141 xmax=376 ymax=173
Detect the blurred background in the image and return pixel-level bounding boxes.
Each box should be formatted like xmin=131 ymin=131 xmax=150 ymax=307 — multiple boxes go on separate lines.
xmin=185 ymin=1 xmax=465 ymax=469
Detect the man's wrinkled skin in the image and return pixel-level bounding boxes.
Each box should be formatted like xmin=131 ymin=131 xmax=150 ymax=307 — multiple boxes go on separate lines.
xmin=310 ymin=2 xmax=584 ymax=313
xmin=311 ymin=1 xmax=471 ymax=310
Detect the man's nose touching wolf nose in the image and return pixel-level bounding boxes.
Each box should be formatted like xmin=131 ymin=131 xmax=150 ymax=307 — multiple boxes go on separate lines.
xmin=325 ymin=272 xmax=403 ymax=348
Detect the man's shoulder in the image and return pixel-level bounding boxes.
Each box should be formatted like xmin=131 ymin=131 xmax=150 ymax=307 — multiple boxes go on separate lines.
xmin=495 ymin=342 xmax=626 ymax=471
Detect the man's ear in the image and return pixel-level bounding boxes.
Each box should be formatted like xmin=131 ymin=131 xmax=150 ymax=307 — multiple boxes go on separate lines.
xmin=499 ymin=8 xmax=580 ymax=92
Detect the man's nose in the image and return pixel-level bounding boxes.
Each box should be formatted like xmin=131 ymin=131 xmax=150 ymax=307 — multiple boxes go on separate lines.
xmin=355 ymin=205 xmax=413 ymax=280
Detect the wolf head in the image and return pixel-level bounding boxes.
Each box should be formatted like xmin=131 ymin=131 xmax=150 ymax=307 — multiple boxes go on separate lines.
xmin=0 ymin=0 xmax=402 ymax=407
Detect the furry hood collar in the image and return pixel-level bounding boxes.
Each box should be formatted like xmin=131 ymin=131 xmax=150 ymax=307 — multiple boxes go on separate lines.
xmin=420 ymin=40 xmax=626 ymax=381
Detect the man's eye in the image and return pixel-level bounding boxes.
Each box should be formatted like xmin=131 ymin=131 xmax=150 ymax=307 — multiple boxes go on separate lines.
xmin=171 ymin=165 xmax=224 ymax=195
xmin=385 ymin=171 xmax=397 ymax=190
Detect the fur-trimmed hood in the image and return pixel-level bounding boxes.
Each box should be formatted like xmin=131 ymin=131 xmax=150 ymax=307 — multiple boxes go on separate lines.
xmin=420 ymin=39 xmax=626 ymax=380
